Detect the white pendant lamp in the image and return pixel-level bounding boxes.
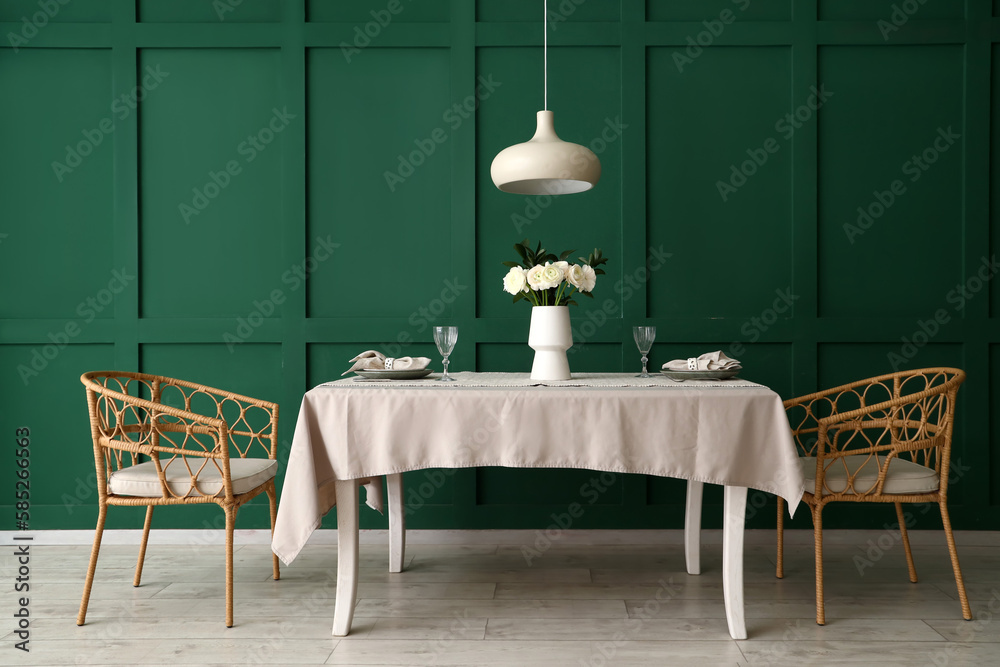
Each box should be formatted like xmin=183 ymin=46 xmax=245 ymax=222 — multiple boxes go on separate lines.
xmin=490 ymin=0 xmax=601 ymax=195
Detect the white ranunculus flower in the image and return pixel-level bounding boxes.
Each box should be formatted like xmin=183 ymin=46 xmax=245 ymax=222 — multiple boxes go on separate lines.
xmin=526 ymin=264 xmax=546 ymax=290
xmin=553 ymin=260 xmax=570 ymax=272
xmin=534 ymin=262 xmax=564 ymax=290
xmin=502 ymin=266 xmax=528 ymax=295
xmin=565 ymin=264 xmax=585 ymax=289
xmin=576 ymin=265 xmax=597 ymax=292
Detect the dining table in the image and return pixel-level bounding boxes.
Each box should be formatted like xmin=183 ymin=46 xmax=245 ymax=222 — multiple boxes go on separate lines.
xmin=271 ymin=372 xmax=806 ymax=640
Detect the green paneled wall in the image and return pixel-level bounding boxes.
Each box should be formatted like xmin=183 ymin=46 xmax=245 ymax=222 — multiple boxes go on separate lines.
xmin=1 ymin=0 xmax=997 ymax=534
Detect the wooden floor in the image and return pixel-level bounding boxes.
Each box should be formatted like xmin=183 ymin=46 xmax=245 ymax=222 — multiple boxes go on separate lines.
xmin=4 ymin=531 xmax=1000 ymax=666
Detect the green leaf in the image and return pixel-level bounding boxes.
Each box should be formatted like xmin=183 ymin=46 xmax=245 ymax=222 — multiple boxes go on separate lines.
xmin=565 ymin=299 xmax=578 ymax=306
xmin=512 ymin=292 xmax=526 ymax=303
xmin=595 ymin=269 xmax=606 ymax=275
xmin=559 ymin=249 xmax=576 ymax=260
xmin=514 ymin=243 xmax=528 ymax=262
xmin=502 ymin=261 xmax=520 ymax=268
xmin=579 ymin=291 xmax=594 ymax=298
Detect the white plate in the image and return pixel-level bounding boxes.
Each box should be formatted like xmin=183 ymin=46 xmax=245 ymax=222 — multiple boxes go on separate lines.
xmin=660 ymin=369 xmax=741 ymax=381
xmin=354 ymin=368 xmax=433 ymax=380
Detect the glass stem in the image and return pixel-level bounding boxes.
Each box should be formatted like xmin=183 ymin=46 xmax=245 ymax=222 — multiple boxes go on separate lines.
xmin=443 ymin=357 xmax=450 ymax=378
xmin=641 ymin=354 xmax=648 ymax=376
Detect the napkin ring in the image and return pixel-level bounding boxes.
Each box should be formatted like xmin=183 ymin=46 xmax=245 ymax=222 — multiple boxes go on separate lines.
xmin=384 ymin=358 xmax=395 ymax=370
xmin=687 ymin=358 xmax=697 ymax=370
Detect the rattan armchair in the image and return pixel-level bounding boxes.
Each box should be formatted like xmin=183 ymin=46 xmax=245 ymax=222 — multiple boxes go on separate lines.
xmin=776 ymin=367 xmax=969 ymax=625
xmin=77 ymin=371 xmax=280 ymax=628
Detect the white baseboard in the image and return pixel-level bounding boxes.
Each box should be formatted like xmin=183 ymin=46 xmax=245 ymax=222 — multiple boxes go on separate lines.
xmin=3 ymin=528 xmax=999 ymax=547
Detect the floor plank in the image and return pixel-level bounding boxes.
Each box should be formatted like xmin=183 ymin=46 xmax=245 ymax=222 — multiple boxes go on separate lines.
xmin=5 ymin=533 xmax=1000 ymax=665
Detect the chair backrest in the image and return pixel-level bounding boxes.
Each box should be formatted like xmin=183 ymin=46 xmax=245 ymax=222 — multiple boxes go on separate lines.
xmin=784 ymin=368 xmax=965 ymax=496
xmin=81 ymin=371 xmax=278 ymax=501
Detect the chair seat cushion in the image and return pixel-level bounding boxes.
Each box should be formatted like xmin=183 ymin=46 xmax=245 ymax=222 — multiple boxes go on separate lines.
xmin=800 ymin=454 xmax=939 ymax=495
xmin=108 ymin=458 xmax=277 ymax=498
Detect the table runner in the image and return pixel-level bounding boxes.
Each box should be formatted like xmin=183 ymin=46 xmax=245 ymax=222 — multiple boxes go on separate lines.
xmin=273 ymin=372 xmax=805 ymax=565
xmin=331 ymin=371 xmax=765 ymax=389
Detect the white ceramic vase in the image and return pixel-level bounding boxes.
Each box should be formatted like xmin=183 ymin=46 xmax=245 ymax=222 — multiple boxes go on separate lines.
xmin=528 ymin=306 xmax=573 ymax=381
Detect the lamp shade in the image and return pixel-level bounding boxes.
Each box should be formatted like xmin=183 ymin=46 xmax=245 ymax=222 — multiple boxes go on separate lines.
xmin=490 ymin=110 xmax=601 ymax=195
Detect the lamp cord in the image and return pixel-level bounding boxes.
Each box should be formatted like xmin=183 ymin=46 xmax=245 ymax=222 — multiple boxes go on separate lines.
xmin=543 ymin=0 xmax=547 ymax=110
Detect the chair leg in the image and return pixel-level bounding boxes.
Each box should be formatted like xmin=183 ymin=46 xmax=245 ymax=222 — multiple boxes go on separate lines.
xmin=813 ymin=503 xmax=825 ymax=626
xmin=895 ymin=502 xmax=917 ymax=583
xmin=266 ymin=482 xmax=280 ymax=581
xmin=776 ymin=496 xmax=785 ymax=579
xmin=77 ymin=502 xmax=107 ymax=626
xmin=940 ymin=500 xmax=972 ymax=620
xmin=134 ymin=506 xmax=154 ymax=587
xmin=225 ymin=505 xmax=236 ymax=628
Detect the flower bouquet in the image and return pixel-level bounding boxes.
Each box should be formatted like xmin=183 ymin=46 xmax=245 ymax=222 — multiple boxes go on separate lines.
xmin=501 ymin=239 xmax=608 ymax=306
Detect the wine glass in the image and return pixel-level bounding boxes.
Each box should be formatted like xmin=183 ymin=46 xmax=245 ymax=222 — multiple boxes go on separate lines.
xmin=633 ymin=326 xmax=656 ymax=378
xmin=433 ymin=326 xmax=458 ymax=382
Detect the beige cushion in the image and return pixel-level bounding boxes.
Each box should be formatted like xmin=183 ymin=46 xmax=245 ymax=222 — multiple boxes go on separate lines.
xmin=108 ymin=458 xmax=277 ymax=498
xmin=800 ymin=454 xmax=939 ymax=495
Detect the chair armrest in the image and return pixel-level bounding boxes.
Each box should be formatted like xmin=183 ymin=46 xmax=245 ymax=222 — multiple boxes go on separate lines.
xmin=89 ymin=382 xmax=226 ymax=429
xmin=101 ymin=431 xmax=223 ymax=458
xmin=86 ymin=380 xmax=230 ymax=454
xmin=156 ymin=376 xmax=278 ymax=414
xmin=815 ymin=388 xmax=943 ymax=429
xmin=152 ymin=378 xmax=278 ymax=459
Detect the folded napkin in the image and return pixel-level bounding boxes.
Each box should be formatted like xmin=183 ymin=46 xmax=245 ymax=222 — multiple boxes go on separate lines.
xmin=342 ymin=350 xmax=432 ymax=376
xmin=663 ymin=350 xmax=742 ymax=372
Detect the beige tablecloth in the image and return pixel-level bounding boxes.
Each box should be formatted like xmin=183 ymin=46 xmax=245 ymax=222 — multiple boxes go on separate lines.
xmin=272 ymin=372 xmax=805 ymax=564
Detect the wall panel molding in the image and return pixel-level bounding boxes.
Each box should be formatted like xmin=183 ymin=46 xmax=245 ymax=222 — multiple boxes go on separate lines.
xmin=0 ymin=0 xmax=995 ymax=532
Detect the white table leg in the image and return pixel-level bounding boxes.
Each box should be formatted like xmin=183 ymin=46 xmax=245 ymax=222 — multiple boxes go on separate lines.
xmin=684 ymin=480 xmax=704 ymax=575
xmin=386 ymin=473 xmax=406 ymax=574
xmin=332 ymin=479 xmax=359 ymax=637
xmin=722 ymin=484 xmax=748 ymax=640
